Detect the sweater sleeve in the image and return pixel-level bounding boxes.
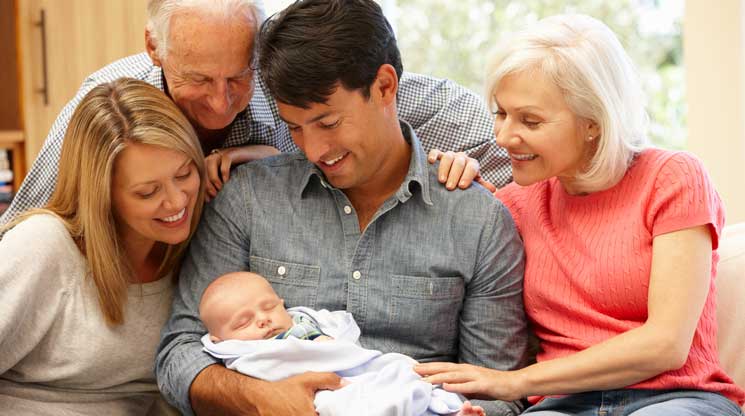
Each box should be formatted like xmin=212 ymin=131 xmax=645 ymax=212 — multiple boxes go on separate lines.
xmin=0 ymin=215 xmax=75 ymax=374
xmin=493 ymin=182 xmax=524 ymax=233
xmin=646 ymin=152 xmax=725 ymax=249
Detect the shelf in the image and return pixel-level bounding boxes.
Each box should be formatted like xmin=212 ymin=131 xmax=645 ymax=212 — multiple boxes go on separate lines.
xmin=0 ymin=130 xmax=24 ymax=144
xmin=0 ymin=130 xmax=26 ymax=191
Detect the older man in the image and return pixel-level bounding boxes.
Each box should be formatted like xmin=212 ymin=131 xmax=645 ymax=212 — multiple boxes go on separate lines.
xmin=156 ymin=1 xmax=528 ymax=415
xmin=0 ymin=0 xmax=510 ymax=227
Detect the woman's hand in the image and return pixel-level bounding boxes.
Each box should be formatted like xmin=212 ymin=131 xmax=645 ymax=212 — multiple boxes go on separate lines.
xmin=427 ymin=149 xmax=496 ymax=192
xmin=415 ymin=362 xmax=523 ymax=402
xmin=205 ymin=145 xmax=280 ymax=201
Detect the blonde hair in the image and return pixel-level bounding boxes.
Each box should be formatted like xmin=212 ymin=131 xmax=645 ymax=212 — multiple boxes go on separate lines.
xmin=146 ymin=0 xmax=266 ymax=60
xmin=10 ymin=78 xmax=205 ymax=325
xmin=486 ymin=14 xmax=649 ymax=193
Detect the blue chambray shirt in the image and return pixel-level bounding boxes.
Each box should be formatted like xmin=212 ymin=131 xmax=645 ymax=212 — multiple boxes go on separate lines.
xmin=156 ymin=122 xmax=528 ymax=415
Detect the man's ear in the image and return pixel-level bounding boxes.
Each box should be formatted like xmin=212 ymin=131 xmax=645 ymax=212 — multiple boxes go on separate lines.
xmin=373 ymin=64 xmax=399 ymax=107
xmin=145 ymin=29 xmax=162 ymax=67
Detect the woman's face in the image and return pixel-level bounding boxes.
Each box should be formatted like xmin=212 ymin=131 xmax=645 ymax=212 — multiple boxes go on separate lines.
xmin=493 ymin=71 xmax=597 ymax=194
xmin=111 ymin=143 xmax=200 ymax=248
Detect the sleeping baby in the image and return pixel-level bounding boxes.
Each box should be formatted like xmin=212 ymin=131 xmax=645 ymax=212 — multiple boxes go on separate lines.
xmin=198 ymin=271 xmax=484 ymax=416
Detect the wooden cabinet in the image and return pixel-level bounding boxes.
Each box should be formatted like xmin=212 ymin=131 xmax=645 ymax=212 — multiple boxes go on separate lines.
xmin=17 ymin=0 xmax=148 ymax=169
xmin=0 ymin=1 xmax=23 ymax=191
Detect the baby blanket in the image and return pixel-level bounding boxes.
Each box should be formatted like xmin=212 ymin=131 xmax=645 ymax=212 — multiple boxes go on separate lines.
xmin=202 ymin=307 xmax=462 ymax=416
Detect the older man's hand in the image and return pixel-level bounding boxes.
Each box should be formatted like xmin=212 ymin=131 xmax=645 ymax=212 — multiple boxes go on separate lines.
xmin=205 ymin=145 xmax=280 ymax=202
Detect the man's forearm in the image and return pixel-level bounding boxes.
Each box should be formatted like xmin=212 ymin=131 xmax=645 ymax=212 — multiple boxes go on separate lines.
xmin=190 ymin=364 xmax=270 ymax=416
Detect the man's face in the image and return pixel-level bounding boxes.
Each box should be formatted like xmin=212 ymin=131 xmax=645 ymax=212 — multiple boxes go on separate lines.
xmin=154 ymin=11 xmax=255 ymax=131
xmin=277 ymin=86 xmax=394 ymax=193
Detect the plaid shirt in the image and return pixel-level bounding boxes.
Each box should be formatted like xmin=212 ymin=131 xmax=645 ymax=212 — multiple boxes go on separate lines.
xmin=1 ymin=52 xmax=511 ymax=228
xmin=272 ymin=310 xmax=326 ymax=341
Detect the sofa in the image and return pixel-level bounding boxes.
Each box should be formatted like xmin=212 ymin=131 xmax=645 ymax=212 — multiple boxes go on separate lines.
xmin=717 ymin=223 xmax=745 ymax=410
xmin=148 ymin=223 xmax=745 ymax=414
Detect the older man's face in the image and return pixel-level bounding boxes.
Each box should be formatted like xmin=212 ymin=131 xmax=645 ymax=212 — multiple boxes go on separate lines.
xmin=159 ymin=11 xmax=255 ymax=132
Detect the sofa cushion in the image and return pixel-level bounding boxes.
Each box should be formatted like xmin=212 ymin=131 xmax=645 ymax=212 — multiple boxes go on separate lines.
xmin=716 ymin=222 xmax=745 ymax=409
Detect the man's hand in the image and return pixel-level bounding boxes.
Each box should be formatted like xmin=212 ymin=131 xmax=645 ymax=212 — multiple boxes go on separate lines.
xmin=427 ymin=149 xmax=496 ymax=192
xmin=260 ymin=372 xmax=344 ymax=415
xmin=190 ymin=364 xmax=343 ymax=416
xmin=205 ymin=145 xmax=280 ymax=201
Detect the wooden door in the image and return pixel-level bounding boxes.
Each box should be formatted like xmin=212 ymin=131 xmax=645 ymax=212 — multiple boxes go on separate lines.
xmin=18 ymin=0 xmax=148 ymax=168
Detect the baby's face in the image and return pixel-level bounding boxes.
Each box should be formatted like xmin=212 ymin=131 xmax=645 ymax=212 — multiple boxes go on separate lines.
xmin=206 ymin=278 xmax=295 ymax=341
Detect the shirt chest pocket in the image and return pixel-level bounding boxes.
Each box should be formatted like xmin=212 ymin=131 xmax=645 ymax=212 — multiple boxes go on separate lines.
xmin=385 ymin=275 xmax=464 ymax=358
xmin=249 ymin=255 xmax=320 ymax=310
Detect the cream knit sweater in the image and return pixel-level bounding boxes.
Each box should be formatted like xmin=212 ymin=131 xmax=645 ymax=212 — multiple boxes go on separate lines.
xmin=0 ymin=214 xmax=174 ymax=415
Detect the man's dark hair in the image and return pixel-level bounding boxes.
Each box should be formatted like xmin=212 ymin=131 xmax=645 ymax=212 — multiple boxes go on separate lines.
xmin=257 ymin=0 xmax=403 ymax=108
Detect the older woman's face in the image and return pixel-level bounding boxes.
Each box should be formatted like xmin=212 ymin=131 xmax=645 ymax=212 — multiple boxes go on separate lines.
xmin=493 ymin=71 xmax=597 ymax=194
xmin=111 ymin=143 xmax=200 ymax=248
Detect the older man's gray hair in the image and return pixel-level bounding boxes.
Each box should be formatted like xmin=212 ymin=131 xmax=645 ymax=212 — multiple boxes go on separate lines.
xmin=146 ymin=0 xmax=267 ymax=59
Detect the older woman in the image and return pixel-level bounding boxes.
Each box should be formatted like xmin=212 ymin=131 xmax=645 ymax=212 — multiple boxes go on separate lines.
xmin=420 ymin=14 xmax=745 ymax=415
xmin=0 ymin=78 xmax=204 ymax=414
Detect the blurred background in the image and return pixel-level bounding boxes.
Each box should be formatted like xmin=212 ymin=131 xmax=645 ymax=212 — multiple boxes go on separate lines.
xmin=1 ymin=0 xmax=743 ymax=222
xmin=272 ymin=0 xmax=688 ymax=150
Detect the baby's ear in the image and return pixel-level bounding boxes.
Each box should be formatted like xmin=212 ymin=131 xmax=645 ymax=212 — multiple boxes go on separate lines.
xmin=210 ymin=334 xmax=222 ymax=343
xmin=280 ymin=298 xmax=285 ymax=306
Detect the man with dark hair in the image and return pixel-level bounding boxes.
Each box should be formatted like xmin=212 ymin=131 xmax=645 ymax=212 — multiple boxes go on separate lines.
xmin=156 ymin=1 xmax=528 ymax=415
xmin=258 ymin=0 xmax=404 ymax=106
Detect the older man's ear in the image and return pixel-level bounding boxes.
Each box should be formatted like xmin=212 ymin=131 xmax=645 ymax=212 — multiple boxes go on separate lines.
xmin=145 ymin=29 xmax=162 ymax=67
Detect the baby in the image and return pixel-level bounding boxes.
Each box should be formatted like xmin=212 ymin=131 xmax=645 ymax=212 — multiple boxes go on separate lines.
xmin=199 ymin=271 xmax=484 ymax=416
xmin=199 ymin=271 xmax=332 ymax=343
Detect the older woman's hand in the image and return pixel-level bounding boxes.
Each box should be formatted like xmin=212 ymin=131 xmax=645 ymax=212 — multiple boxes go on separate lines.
xmin=414 ymin=362 xmax=523 ymax=402
xmin=427 ymin=149 xmax=497 ymax=192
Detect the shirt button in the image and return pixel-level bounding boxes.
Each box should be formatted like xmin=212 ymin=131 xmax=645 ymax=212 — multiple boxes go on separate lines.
xmin=343 ymin=205 xmax=352 ymax=214
xmin=277 ymin=266 xmax=286 ymax=276
xmin=352 ymin=270 xmax=362 ymax=280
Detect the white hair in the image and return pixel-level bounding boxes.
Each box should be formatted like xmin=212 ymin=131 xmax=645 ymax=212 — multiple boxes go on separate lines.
xmin=146 ymin=0 xmax=267 ymax=59
xmin=486 ymin=14 xmax=649 ymax=193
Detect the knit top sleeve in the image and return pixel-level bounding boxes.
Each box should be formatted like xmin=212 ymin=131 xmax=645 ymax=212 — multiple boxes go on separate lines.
xmin=645 ymin=151 xmax=725 ymax=249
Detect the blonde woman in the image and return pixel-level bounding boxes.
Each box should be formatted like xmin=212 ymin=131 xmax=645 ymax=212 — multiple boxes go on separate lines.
xmin=421 ymin=14 xmax=745 ymax=415
xmin=0 ymin=78 xmax=204 ymax=415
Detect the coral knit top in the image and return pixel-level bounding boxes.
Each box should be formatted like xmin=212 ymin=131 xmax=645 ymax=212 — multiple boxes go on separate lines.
xmin=495 ymin=148 xmax=745 ymax=405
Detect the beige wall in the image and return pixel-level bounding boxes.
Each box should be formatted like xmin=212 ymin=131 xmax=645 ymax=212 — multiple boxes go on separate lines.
xmin=684 ymin=0 xmax=745 ymax=224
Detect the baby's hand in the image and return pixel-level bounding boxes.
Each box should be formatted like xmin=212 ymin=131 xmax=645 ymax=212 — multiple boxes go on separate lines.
xmin=455 ymin=401 xmax=485 ymax=416
xmin=314 ymin=335 xmax=334 ymax=342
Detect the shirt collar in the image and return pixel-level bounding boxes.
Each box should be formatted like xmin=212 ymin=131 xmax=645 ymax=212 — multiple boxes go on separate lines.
xmin=300 ymin=120 xmax=433 ymax=206
xmin=150 ymin=66 xmax=166 ymax=91
xmin=246 ymin=74 xmax=279 ymax=130
xmin=396 ymin=121 xmax=433 ymax=206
